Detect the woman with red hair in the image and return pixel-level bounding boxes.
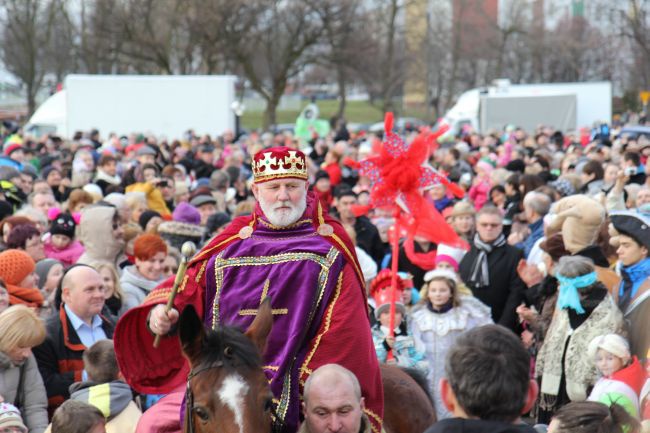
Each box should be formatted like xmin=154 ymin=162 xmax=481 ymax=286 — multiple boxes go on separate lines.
xmin=120 ymin=234 xmax=168 ymax=311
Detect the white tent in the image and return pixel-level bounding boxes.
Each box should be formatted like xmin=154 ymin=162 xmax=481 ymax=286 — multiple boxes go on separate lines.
xmin=25 ymin=90 xmax=67 ymax=137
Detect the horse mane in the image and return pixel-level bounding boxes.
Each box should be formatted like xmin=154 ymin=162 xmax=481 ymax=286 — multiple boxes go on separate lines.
xmin=197 ymin=325 xmax=263 ymax=371
xmin=400 ymin=366 xmax=434 ymax=407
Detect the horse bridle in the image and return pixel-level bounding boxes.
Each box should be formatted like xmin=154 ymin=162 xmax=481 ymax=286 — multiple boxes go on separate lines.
xmin=184 ymin=361 xmax=282 ymax=433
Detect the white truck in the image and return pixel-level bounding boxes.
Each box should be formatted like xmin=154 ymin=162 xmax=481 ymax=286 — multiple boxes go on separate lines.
xmin=26 ymin=74 xmax=237 ymax=139
xmin=442 ymin=80 xmax=612 ymax=135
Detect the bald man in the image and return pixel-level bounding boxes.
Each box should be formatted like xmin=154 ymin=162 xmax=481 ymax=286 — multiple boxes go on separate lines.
xmin=33 ymin=265 xmax=114 ymax=415
xmin=300 ymin=364 xmax=371 ymax=433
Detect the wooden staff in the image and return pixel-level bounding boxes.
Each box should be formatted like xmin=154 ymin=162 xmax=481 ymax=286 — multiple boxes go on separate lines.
xmin=153 ymin=241 xmax=197 ymax=348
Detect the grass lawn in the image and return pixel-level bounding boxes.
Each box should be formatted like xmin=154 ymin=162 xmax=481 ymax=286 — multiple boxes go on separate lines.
xmin=240 ymin=99 xmax=432 ymax=130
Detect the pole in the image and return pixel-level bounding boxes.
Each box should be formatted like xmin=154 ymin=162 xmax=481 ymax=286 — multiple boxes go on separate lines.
xmin=153 ymin=242 xmax=196 ymax=348
xmin=387 ymin=208 xmax=401 ymax=361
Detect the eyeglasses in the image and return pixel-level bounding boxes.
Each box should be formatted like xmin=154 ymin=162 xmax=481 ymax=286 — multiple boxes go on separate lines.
xmin=163 ymin=267 xmax=178 ymax=274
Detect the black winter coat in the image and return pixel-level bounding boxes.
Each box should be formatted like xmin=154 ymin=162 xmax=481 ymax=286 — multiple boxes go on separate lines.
xmin=458 ymin=243 xmax=526 ymax=331
xmin=32 ymin=306 xmax=114 ymax=416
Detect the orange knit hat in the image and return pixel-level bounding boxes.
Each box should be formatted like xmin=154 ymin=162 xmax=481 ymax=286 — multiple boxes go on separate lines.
xmin=0 ymin=249 xmax=42 ymax=308
xmin=0 ymin=249 xmax=36 ymax=285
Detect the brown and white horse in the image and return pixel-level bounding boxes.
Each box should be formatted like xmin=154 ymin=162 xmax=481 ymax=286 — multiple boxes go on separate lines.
xmin=178 ymin=300 xmax=436 ymax=433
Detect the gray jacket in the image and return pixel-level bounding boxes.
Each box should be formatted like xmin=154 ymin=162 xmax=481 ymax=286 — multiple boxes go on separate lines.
xmin=120 ymin=265 xmax=163 ymax=311
xmin=0 ymin=351 xmax=48 ymax=433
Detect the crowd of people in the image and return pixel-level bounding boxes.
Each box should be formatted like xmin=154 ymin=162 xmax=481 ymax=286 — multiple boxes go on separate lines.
xmin=0 ymin=116 xmax=647 ymax=433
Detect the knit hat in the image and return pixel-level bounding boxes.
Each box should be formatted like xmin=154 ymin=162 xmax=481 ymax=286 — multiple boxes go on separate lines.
xmin=546 ymin=195 xmax=605 ymax=254
xmin=0 ymin=249 xmax=42 ymax=307
xmin=172 ymin=202 xmax=201 ymax=225
xmin=587 ymin=334 xmax=631 ymax=365
xmin=550 ymin=178 xmax=576 ymax=197
xmin=505 ymin=159 xmax=525 ymax=173
xmin=35 ymin=258 xmax=62 ymax=290
xmin=139 ymin=210 xmax=161 ymax=231
xmin=0 ymin=249 xmax=36 ymax=285
xmin=450 ymin=201 xmax=476 ymax=218
xmin=476 ymin=160 xmax=494 ymax=176
xmin=206 ymin=212 xmax=231 ymax=234
xmin=434 ymin=243 xmax=467 ymax=272
xmin=49 ymin=212 xmax=76 ymax=239
xmin=3 ymin=142 xmax=23 ymax=157
xmin=0 ymin=403 xmax=27 ymax=433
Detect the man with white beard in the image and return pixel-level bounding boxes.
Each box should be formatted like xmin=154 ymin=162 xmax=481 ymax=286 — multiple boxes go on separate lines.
xmin=114 ymin=147 xmax=384 ymax=433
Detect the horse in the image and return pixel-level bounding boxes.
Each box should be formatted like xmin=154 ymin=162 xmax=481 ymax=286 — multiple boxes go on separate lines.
xmin=179 ymin=299 xmax=436 ymax=433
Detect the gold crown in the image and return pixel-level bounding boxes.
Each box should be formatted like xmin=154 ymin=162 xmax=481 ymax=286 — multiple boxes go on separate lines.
xmin=252 ymin=150 xmax=308 ymax=183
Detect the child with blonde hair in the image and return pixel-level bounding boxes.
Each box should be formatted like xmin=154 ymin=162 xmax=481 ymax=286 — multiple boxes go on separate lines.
xmin=587 ymin=334 xmax=645 ymax=419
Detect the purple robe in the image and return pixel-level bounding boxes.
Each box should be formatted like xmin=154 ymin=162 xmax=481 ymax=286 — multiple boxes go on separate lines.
xmin=204 ymin=218 xmax=344 ymax=432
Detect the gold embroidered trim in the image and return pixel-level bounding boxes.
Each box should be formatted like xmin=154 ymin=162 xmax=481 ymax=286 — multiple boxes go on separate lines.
xmin=214 ymin=251 xmax=334 ymax=270
xmin=364 ymin=408 xmax=383 ymax=433
xmin=194 ymin=260 xmax=207 ymax=283
xmin=263 ymin=365 xmax=280 ymax=371
xmin=330 ymin=233 xmax=365 ymax=286
xmin=300 ymin=272 xmax=343 ymax=375
xmin=192 ymin=233 xmax=241 ymax=263
xmin=258 ymin=218 xmax=313 ymax=231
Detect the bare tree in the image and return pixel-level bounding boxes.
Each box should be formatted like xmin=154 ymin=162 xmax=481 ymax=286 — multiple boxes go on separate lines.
xmin=0 ymin=0 xmax=59 ymax=115
xmin=218 ymin=0 xmax=324 ymax=128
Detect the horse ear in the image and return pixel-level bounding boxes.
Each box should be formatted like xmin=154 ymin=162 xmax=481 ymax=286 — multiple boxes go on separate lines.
xmin=244 ymin=297 xmax=273 ymax=354
xmin=179 ymin=305 xmax=205 ymax=364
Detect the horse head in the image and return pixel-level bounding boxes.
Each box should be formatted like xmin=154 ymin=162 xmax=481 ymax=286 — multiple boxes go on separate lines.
xmin=179 ymin=298 xmax=275 ymax=433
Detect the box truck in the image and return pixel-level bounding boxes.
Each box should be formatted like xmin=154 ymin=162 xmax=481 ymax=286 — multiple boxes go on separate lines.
xmin=442 ymin=80 xmax=612 ymax=136
xmin=26 ymin=74 xmax=237 ymax=139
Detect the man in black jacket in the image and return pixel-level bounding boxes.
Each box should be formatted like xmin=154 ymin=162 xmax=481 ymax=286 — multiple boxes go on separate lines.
xmin=33 ymin=265 xmax=114 ymax=415
xmin=459 ymin=205 xmax=526 ymax=331
xmin=333 ymin=189 xmax=384 ymax=267
xmin=424 ymin=325 xmax=538 ymax=433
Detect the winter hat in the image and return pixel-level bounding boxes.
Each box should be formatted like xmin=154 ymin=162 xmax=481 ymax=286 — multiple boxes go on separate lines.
xmin=49 ymin=210 xmax=77 ymax=239
xmin=609 ymin=211 xmax=650 ymax=251
xmin=505 ymin=159 xmax=525 ymax=173
xmin=157 ymin=221 xmax=204 ymax=251
xmin=0 ymin=249 xmax=43 ymax=307
xmin=0 ymin=403 xmax=27 ymax=433
xmin=450 ymin=201 xmax=476 ymax=218
xmin=35 ymin=258 xmax=62 ymax=290
xmin=206 ymin=212 xmax=231 ymax=234
xmin=314 ymin=170 xmax=330 ymax=183
xmin=587 ymin=334 xmax=631 ymax=365
xmin=0 ymin=249 xmax=36 ymax=285
xmin=423 ymin=268 xmax=458 ymax=284
xmin=550 ymin=178 xmax=576 ymax=197
xmin=139 ymin=210 xmax=161 ymax=231
xmin=83 ymin=183 xmax=103 ymax=201
xmin=476 ymin=160 xmax=494 ymax=176
xmin=546 ymin=195 xmax=605 ymax=254
xmin=3 ymin=142 xmax=23 ymax=157
xmin=172 ymin=202 xmax=201 ymax=225
xmin=435 ymin=243 xmax=467 ymax=272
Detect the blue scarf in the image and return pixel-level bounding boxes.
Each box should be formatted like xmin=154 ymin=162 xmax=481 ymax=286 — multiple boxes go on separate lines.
xmin=556 ymin=271 xmax=598 ymax=314
xmin=620 ymin=257 xmax=650 ymax=301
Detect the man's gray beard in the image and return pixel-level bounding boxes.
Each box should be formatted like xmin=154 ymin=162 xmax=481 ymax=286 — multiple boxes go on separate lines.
xmin=259 ymin=190 xmax=307 ymax=227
